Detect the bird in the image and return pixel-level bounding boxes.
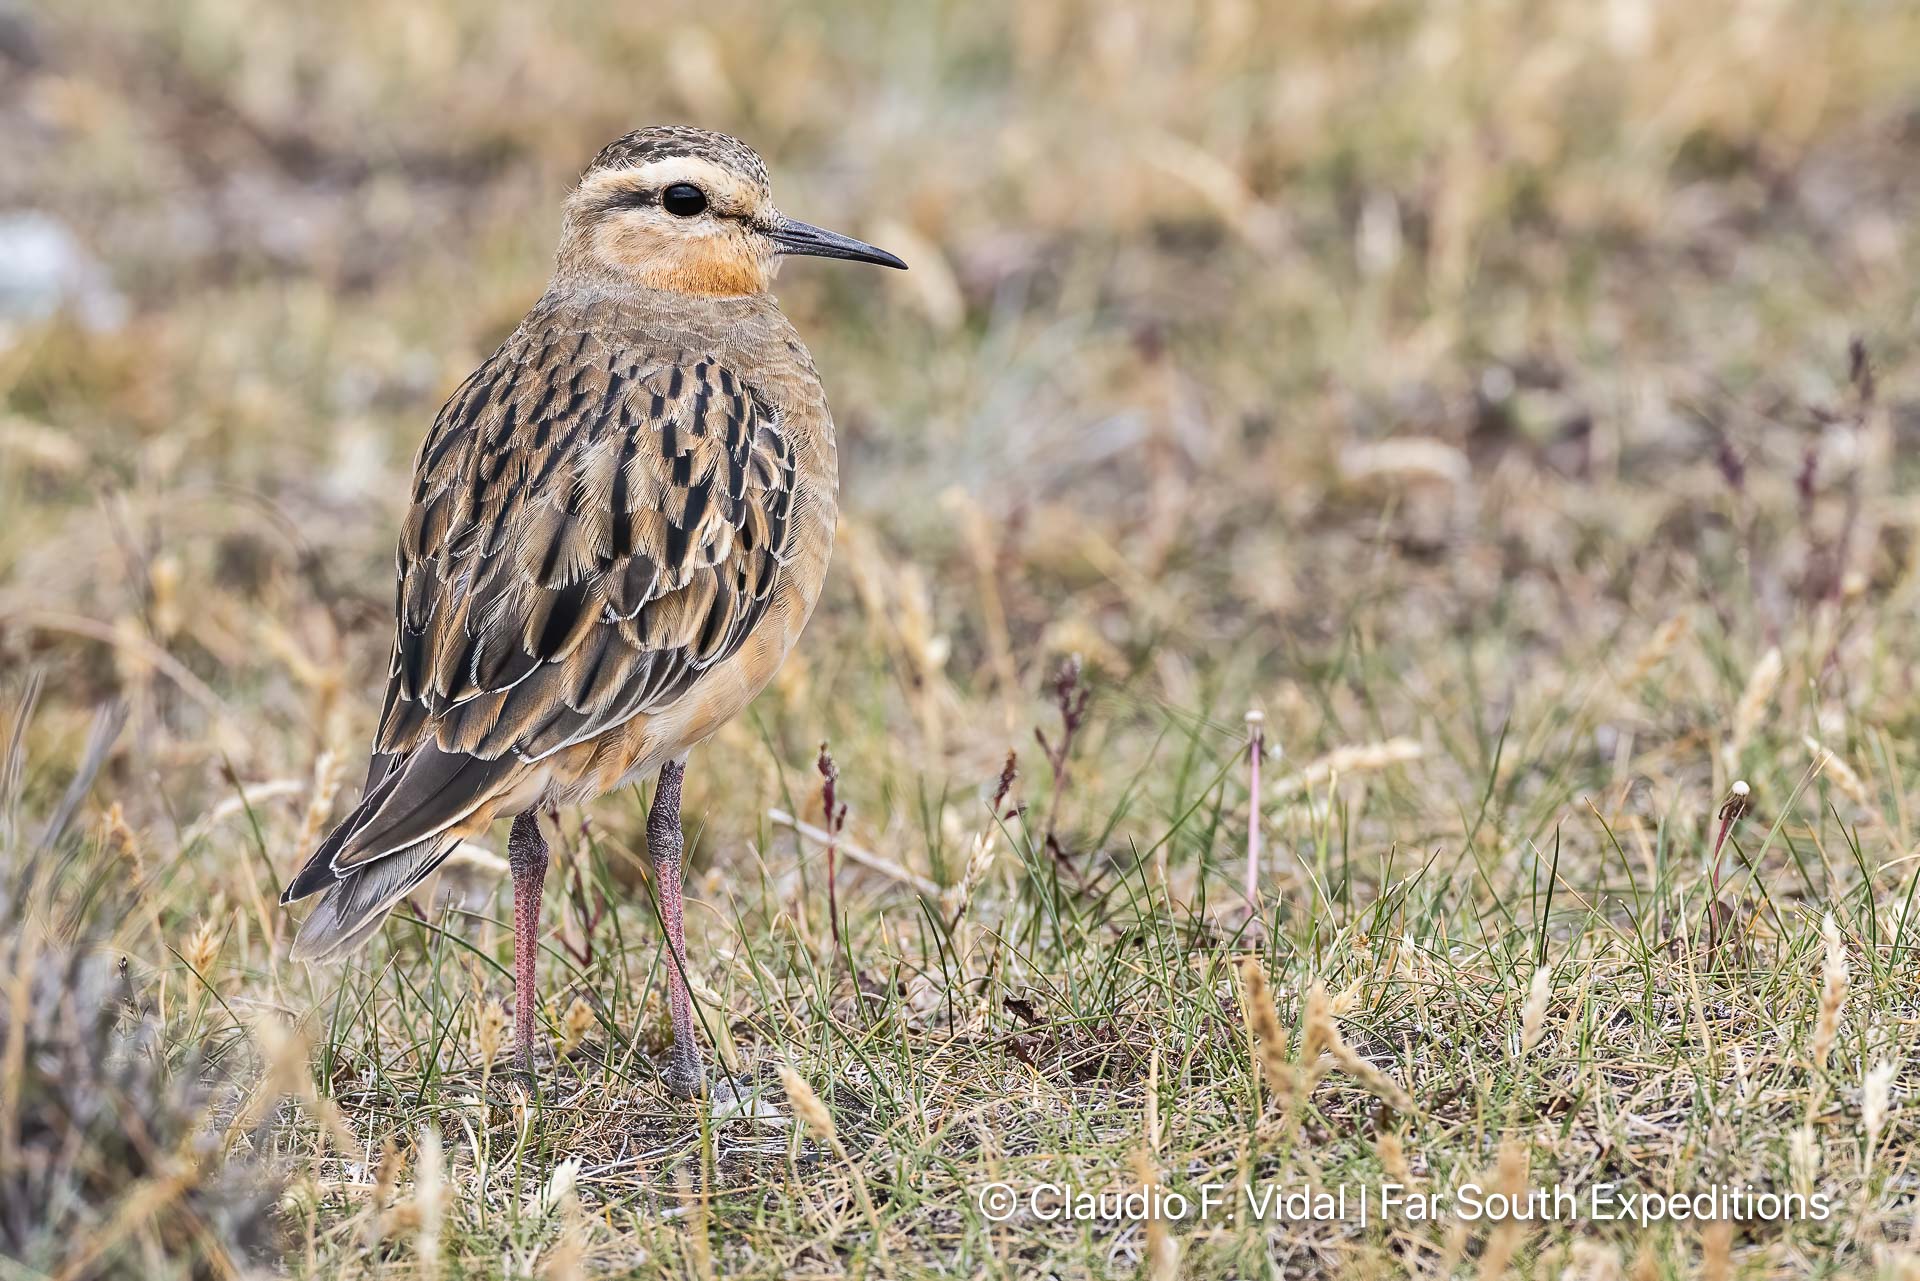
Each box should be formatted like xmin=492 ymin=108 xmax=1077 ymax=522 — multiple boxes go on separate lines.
xmin=280 ymin=125 xmax=904 ymax=1098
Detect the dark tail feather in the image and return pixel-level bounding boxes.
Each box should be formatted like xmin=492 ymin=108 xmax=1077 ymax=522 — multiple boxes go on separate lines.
xmin=325 ymin=744 xmax=514 ymax=870
xmin=280 ymin=741 xmax=519 ymax=959
xmin=288 ymin=836 xmax=456 ymax=962
xmin=281 ymin=753 xmax=405 ymax=906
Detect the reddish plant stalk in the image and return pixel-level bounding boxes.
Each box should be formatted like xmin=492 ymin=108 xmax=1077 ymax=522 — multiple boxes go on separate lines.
xmin=1034 ymin=655 xmax=1089 ymax=863
xmin=817 ymin=743 xmax=848 ymax=949
xmin=1709 ymin=780 xmax=1751 ymax=899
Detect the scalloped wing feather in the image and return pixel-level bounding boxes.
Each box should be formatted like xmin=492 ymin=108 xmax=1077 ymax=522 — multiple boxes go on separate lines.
xmin=319 ymin=339 xmax=794 ymax=872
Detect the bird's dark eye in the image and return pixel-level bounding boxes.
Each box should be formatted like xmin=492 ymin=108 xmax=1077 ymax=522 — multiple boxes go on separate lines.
xmin=662 ymin=184 xmax=707 ymax=217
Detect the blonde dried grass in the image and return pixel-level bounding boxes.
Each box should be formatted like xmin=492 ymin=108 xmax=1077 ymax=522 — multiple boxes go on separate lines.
xmin=1804 ymin=735 xmax=1875 ymax=815
xmin=1559 ymin=1239 xmax=1623 ymax=1281
xmin=1302 ymin=980 xmax=1415 ymax=1113
xmin=1270 ymin=738 xmax=1422 ymax=798
xmin=361 ymin=1138 xmax=401 ymax=1249
xmin=1700 ymin=1218 xmax=1733 ymax=1281
xmin=1131 ymin=1145 xmax=1180 ymax=1281
xmin=1789 ymin=1124 xmax=1821 ymax=1199
xmin=779 ymin=1064 xmax=886 ymax=1255
xmin=181 ymin=917 xmax=222 ymax=980
xmin=1728 ymin=645 xmax=1783 ymax=762
xmin=541 ymin=1183 xmax=588 ymax=1281
xmin=1236 ymin=956 xmax=1297 ymax=1108
xmin=1618 ymin=613 xmax=1689 ymax=691
xmin=556 ymin=995 xmax=595 ymax=1059
xmin=103 ymin=802 xmax=141 ymax=879
xmin=415 ymin=1126 xmax=446 ymax=1281
xmin=1810 ymin=913 xmax=1848 ymax=1103
xmin=1520 ymin=965 xmax=1552 ymax=1055
xmin=1377 ymin=1130 xmax=1413 ymax=1186
xmin=291 ymin=747 xmax=341 ymax=858
xmin=939 ymin=827 xmax=1000 ymax=923
xmin=525 ymin=1158 xmax=580 ymax=1220
xmin=1473 ymin=1137 xmax=1529 ymax=1281
xmin=1864 ymin=1059 xmax=1897 ymax=1169
xmin=231 ymin=1015 xmax=357 ymax=1154
xmin=676 ymin=1165 xmax=715 ymax=1281
xmin=474 ymin=997 xmax=509 ymax=1093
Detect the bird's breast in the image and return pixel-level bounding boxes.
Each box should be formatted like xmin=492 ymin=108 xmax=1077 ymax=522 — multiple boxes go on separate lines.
xmin=526 ymin=295 xmax=842 ymax=802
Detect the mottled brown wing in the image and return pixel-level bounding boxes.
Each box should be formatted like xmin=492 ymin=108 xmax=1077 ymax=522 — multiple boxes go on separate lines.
xmin=375 ymin=340 xmax=794 ymax=771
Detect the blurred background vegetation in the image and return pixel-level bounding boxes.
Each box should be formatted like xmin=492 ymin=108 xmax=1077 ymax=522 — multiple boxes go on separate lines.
xmin=4 ymin=0 xmax=1920 ymax=1276
xmin=6 ymin=0 xmax=1918 ymax=822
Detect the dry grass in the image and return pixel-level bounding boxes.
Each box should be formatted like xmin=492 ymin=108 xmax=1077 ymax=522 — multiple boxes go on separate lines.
xmin=5 ymin=0 xmax=1920 ymax=1275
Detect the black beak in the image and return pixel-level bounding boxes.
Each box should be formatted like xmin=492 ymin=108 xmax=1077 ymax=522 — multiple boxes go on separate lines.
xmin=767 ymin=217 xmax=907 ymax=270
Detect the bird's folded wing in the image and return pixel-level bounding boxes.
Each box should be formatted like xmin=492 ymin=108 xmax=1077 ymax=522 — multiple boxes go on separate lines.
xmin=332 ymin=344 xmax=795 ymax=870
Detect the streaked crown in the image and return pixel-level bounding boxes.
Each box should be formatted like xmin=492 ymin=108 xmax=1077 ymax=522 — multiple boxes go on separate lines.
xmin=582 ymin=126 xmax=771 ymax=196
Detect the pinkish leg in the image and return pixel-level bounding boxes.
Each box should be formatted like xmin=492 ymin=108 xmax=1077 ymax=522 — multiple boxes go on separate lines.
xmin=508 ymin=811 xmax=548 ymax=1078
xmin=648 ymin=760 xmax=703 ymax=1098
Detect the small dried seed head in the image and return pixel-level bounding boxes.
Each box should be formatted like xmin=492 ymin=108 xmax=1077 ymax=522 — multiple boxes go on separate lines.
xmin=373 ymin=1138 xmax=402 ymax=1206
xmin=1788 ymin=1123 xmax=1820 ymax=1196
xmin=1730 ymin=647 xmax=1783 ymax=757
xmin=1700 ymin=1219 xmax=1733 ymax=1281
xmin=363 ymin=1138 xmax=402 ymax=1249
xmin=1619 ymin=613 xmax=1689 ymax=691
xmin=475 ymin=998 xmax=510 ymax=1066
xmin=1377 ymin=1131 xmax=1413 ymax=1185
xmin=1812 ymin=914 xmax=1848 ymax=1076
xmin=1301 ymin=981 xmax=1337 ymax=1065
xmin=1300 ymin=979 xmax=1414 ymax=1112
xmin=1864 ymin=1060 xmax=1897 ymax=1158
xmin=295 ymin=748 xmax=342 ymax=855
xmin=1132 ymin=1146 xmax=1179 ymax=1281
xmin=778 ymin=1065 xmax=837 ymax=1142
xmin=1562 ymin=1240 xmax=1624 ymax=1281
xmin=1804 ymin=736 xmax=1873 ymax=813
xmin=1236 ymin=956 xmax=1295 ymax=1104
xmin=1271 ymin=738 xmax=1421 ymax=798
xmin=182 ymin=918 xmax=222 ymax=977
xmin=103 ymin=802 xmax=141 ymax=875
xmin=525 ymin=1158 xmax=580 ymax=1219
xmin=415 ymin=1127 xmax=445 ymax=1280
xmin=1520 ymin=965 xmax=1552 ymax=1055
xmin=1329 ymin=1036 xmax=1416 ymax=1114
xmin=557 ymin=995 xmax=595 ymax=1058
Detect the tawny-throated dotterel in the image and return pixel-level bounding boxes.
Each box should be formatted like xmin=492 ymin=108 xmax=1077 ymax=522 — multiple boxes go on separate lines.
xmin=281 ymin=125 xmax=904 ymax=1098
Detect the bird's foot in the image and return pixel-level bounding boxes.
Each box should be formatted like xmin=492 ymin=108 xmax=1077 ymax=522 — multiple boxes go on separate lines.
xmin=663 ymin=1050 xmax=704 ymax=1101
xmin=706 ymin=1071 xmax=784 ymax=1122
xmin=508 ymin=1046 xmax=544 ymax=1096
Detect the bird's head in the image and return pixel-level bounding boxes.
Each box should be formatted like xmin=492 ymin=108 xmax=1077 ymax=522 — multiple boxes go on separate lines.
xmin=557 ymin=125 xmax=905 ymax=297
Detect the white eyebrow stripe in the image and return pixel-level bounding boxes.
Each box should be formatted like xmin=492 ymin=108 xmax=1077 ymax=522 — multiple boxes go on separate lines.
xmin=576 ymin=158 xmax=765 ymax=214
